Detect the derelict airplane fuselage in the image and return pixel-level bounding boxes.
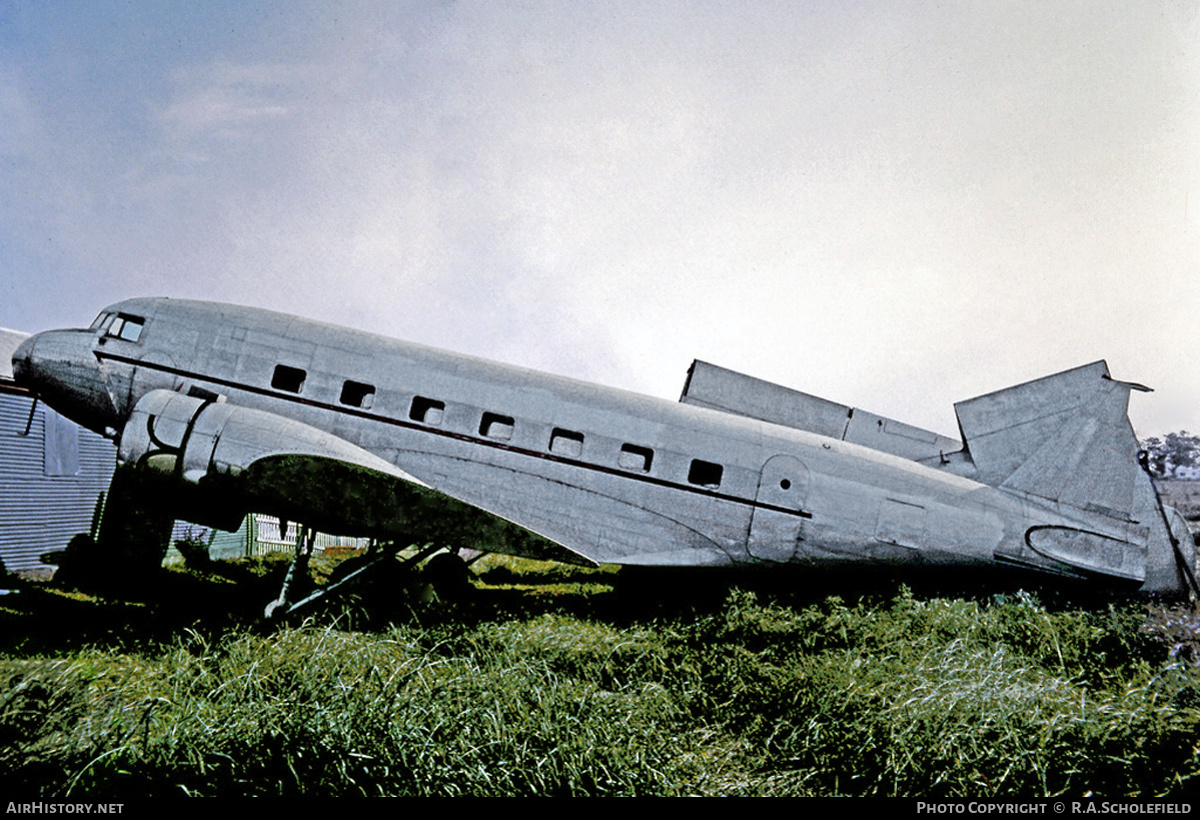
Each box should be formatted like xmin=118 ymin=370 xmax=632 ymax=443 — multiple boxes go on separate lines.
xmin=11 ymin=297 xmax=1196 ymax=596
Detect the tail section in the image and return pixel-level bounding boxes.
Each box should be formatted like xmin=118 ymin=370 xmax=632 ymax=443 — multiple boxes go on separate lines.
xmin=679 ymin=358 xmax=1193 ymax=594
xmin=955 ymin=361 xmax=1195 ymax=595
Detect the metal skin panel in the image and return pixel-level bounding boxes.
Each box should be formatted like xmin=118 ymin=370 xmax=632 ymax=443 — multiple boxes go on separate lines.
xmin=875 ymin=499 xmax=927 ymax=552
xmin=11 ymin=298 xmax=1196 ymax=595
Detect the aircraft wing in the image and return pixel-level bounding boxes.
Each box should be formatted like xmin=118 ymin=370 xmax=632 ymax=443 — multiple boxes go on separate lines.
xmin=119 ymin=389 xmax=597 ymax=566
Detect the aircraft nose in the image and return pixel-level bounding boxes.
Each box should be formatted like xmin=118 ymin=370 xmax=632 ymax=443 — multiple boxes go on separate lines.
xmin=12 ymin=329 xmax=120 ymax=434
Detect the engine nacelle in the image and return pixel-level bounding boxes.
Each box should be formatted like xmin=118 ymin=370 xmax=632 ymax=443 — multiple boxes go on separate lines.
xmin=116 ymin=390 xmax=428 ymax=535
xmin=120 ymin=389 xmax=419 ymax=482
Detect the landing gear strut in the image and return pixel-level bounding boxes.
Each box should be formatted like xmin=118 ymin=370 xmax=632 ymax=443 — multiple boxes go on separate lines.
xmin=264 ymin=538 xmax=445 ymax=621
xmin=264 ymin=525 xmax=316 ymax=620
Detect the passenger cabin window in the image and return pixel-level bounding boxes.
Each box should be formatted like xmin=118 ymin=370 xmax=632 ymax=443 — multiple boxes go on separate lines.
xmin=340 ymin=380 xmax=375 ymax=409
xmin=409 ymin=396 xmax=445 ymax=425
xmin=480 ymin=412 xmax=515 ymax=441
xmin=271 ymin=364 xmax=307 ymax=394
xmin=549 ymin=428 xmax=584 ymax=458
xmin=105 ymin=314 xmax=145 ymax=343
xmin=618 ymin=443 xmax=654 ymax=473
xmin=688 ymin=459 xmax=723 ymax=489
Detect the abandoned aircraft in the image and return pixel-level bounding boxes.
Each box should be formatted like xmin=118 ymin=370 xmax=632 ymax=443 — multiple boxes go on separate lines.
xmin=10 ymin=297 xmax=1197 ymax=609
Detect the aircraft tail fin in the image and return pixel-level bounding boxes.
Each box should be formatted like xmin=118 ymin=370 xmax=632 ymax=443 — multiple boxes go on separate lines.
xmin=956 ymin=361 xmax=1194 ymax=594
xmin=955 ymin=361 xmax=1145 ymax=516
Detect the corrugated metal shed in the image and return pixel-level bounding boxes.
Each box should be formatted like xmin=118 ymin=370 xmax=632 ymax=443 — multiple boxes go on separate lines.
xmin=2 ymin=329 xmax=118 ymax=578
xmin=164 ymin=519 xmax=254 ymax=563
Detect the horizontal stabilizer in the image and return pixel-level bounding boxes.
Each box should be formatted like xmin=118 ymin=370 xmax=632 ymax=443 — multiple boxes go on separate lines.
xmin=950 ymin=364 xmax=1118 ymax=494
xmin=681 ymin=360 xmax=960 ymax=461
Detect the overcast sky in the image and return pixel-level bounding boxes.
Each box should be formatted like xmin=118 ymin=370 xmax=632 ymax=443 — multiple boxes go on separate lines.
xmin=2 ymin=1 xmax=1197 ymax=438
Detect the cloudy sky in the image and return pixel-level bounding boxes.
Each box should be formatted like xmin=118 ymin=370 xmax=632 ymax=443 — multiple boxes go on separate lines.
xmin=2 ymin=1 xmax=1197 ymax=438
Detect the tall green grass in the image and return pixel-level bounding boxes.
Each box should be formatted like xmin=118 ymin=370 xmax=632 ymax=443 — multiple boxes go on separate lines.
xmin=685 ymin=590 xmax=1195 ymax=796
xmin=3 ymin=582 xmax=1199 ymax=796
xmin=3 ymin=622 xmax=688 ymax=796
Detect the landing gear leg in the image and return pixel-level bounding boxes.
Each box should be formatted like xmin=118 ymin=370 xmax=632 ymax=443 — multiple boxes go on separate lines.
xmin=266 ymin=541 xmax=443 ymax=621
xmin=88 ymin=465 xmax=174 ymax=592
xmin=265 ymin=526 xmax=316 ymax=620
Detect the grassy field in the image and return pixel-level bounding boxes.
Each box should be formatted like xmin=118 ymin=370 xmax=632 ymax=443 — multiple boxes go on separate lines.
xmin=2 ymin=552 xmax=1200 ymax=797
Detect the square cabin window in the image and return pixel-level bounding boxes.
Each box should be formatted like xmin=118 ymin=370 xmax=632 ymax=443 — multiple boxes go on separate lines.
xmin=340 ymin=380 xmax=375 ymax=409
xmin=549 ymin=428 xmax=584 ymax=458
xmin=271 ymin=364 xmax=307 ymax=394
xmin=687 ymin=459 xmax=723 ymax=489
xmin=480 ymin=412 xmax=515 ymax=441
xmin=618 ymin=443 xmax=654 ymax=473
xmin=409 ymin=396 xmax=445 ymax=425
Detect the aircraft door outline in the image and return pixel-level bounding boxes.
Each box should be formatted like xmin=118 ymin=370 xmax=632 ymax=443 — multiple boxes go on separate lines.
xmin=747 ymin=454 xmax=810 ymax=562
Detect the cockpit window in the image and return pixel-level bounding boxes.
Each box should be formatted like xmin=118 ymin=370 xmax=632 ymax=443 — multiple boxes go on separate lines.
xmin=106 ymin=314 xmax=145 ymax=343
xmin=89 ymin=312 xmax=111 ymax=330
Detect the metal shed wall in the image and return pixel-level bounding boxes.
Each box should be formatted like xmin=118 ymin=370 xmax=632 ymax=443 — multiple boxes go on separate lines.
xmin=0 ymin=384 xmax=117 ymax=578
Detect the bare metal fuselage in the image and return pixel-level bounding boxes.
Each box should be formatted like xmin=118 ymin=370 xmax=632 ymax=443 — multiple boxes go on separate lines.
xmin=11 ymin=298 xmax=1195 ymax=595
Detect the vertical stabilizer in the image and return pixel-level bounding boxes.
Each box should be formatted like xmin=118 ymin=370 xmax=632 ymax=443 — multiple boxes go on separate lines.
xmin=957 ymin=361 xmax=1192 ymax=594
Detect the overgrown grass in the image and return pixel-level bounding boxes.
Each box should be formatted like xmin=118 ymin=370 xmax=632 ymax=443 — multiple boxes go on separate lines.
xmin=3 ymin=563 xmax=1199 ymax=797
xmin=2 ymin=618 xmax=689 ymax=796
xmin=678 ymin=589 xmax=1196 ymax=796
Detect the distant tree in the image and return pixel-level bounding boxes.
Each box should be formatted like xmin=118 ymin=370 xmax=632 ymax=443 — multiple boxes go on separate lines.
xmin=1140 ymin=431 xmax=1200 ymax=478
